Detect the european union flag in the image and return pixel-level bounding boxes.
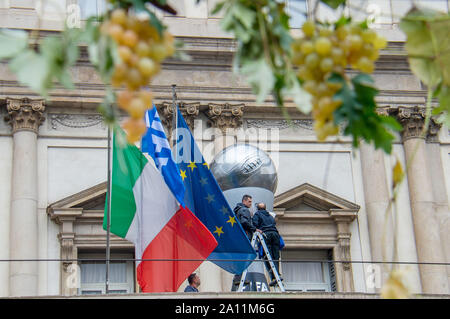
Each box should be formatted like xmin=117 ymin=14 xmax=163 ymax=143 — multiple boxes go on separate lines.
xmin=174 ymin=108 xmax=256 ymax=274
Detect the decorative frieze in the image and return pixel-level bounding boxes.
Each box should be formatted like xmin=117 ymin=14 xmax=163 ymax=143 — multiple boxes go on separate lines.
xmin=246 ymin=119 xmax=313 ymax=130
xmin=49 ymin=114 xmax=105 ymax=130
xmin=206 ymin=103 xmax=244 ymax=134
xmin=4 ymin=98 xmax=45 ymax=133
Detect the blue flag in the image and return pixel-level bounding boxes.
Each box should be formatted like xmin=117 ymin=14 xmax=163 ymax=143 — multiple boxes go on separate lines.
xmin=141 ymin=107 xmax=185 ymax=206
xmin=174 ymin=108 xmax=256 ymax=274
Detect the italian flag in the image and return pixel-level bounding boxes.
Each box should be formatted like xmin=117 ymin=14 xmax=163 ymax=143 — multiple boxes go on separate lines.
xmin=103 ymin=129 xmax=217 ymax=292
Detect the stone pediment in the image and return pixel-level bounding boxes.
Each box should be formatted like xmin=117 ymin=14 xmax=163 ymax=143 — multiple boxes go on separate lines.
xmin=275 ymin=183 xmax=359 ymax=211
xmin=274 ymin=183 xmax=360 ymax=221
xmin=47 ymin=182 xmax=107 ymax=216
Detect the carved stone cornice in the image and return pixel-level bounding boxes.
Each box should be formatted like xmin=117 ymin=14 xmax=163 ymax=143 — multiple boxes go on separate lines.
xmin=388 ymin=106 xmax=441 ymax=142
xmin=205 ymin=103 xmax=244 ymax=134
xmin=4 ymin=98 xmax=45 ymax=134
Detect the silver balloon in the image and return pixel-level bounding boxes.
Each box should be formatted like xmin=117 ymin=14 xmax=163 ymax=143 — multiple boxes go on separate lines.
xmin=210 ymin=144 xmax=278 ymax=193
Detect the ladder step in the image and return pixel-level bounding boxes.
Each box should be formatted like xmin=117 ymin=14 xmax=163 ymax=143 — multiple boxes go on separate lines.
xmin=237 ymin=232 xmax=285 ymax=292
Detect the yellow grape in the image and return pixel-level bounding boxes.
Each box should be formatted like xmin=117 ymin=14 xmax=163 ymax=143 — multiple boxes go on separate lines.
xmin=347 ymin=34 xmax=363 ymax=51
xmin=136 ymin=41 xmax=151 ymax=57
xmin=302 ymin=20 xmax=316 ymax=37
xmin=107 ymin=23 xmax=124 ymax=42
xmin=126 ymin=68 xmax=143 ymax=89
xmin=117 ymin=90 xmax=134 ymax=110
xmin=150 ymin=43 xmax=168 ymax=62
xmin=373 ymin=35 xmax=387 ymax=50
xmin=300 ymin=40 xmax=315 ymax=55
xmin=118 ymin=46 xmax=133 ymax=63
xmin=139 ymin=90 xmax=153 ymax=107
xmin=138 ymin=57 xmax=158 ymax=77
xmin=320 ymin=57 xmax=334 ymax=72
xmin=122 ymin=29 xmax=138 ymax=48
xmin=356 ymin=56 xmax=374 ymax=73
xmin=111 ymin=8 xmax=127 ymax=26
xmin=315 ymin=37 xmax=332 ymax=56
xmin=123 ymin=118 xmax=147 ymax=143
xmin=305 ymin=52 xmax=320 ymax=69
xmin=303 ymin=80 xmax=317 ymax=95
xmin=128 ymin=97 xmax=147 ymax=119
xmin=362 ymin=29 xmax=377 ymax=43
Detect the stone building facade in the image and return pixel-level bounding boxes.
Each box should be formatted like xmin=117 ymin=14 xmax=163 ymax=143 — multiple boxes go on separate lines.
xmin=0 ymin=0 xmax=449 ymax=297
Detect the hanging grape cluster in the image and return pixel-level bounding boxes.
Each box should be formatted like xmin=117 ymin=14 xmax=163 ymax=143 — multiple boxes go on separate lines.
xmin=292 ymin=20 xmax=387 ymax=141
xmin=101 ymin=8 xmax=175 ymax=143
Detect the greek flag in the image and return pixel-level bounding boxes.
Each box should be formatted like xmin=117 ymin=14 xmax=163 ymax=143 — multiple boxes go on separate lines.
xmin=141 ymin=106 xmax=185 ymax=206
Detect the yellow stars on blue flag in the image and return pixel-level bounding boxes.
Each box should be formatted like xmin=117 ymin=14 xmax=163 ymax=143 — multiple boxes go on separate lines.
xmin=213 ymin=226 xmax=224 ymax=237
xmin=226 ymin=216 xmax=236 ymax=227
xmin=180 ymin=169 xmax=187 ymax=181
xmin=187 ymin=161 xmax=197 ymax=171
xmin=203 ymin=162 xmax=210 ymax=169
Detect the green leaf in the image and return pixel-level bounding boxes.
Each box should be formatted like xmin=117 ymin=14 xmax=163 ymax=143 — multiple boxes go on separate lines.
xmin=320 ymin=0 xmax=346 ymax=9
xmin=284 ymin=73 xmax=312 ymax=114
xmin=240 ymin=58 xmax=275 ymax=103
xmin=9 ymin=50 xmax=51 ymax=97
xmin=211 ymin=1 xmax=225 ymax=15
xmin=331 ymin=73 xmax=399 ymax=153
xmin=400 ymin=8 xmax=450 ymax=87
xmin=433 ymin=84 xmax=450 ymax=127
xmin=233 ymin=3 xmax=257 ymax=30
xmin=0 ymin=29 xmax=29 ymax=59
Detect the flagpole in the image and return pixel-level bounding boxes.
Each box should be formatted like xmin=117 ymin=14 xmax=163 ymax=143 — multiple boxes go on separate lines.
xmin=171 ymin=84 xmax=178 ymax=155
xmin=105 ymin=125 xmax=112 ymax=294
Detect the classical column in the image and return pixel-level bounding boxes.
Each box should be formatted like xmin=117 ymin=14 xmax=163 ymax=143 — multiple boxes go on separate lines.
xmin=425 ymin=121 xmax=450 ymax=286
xmin=359 ymin=141 xmax=395 ymax=289
xmin=396 ymin=106 xmax=449 ymax=294
xmin=4 ymin=98 xmax=45 ymax=297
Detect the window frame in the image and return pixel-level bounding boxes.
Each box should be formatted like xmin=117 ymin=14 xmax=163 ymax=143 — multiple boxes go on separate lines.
xmin=281 ymin=249 xmax=333 ymax=292
xmin=77 ymin=252 xmax=135 ymax=295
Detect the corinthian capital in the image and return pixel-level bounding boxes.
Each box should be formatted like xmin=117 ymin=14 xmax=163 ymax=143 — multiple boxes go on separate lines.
xmin=206 ymin=103 xmax=244 ymax=134
xmin=158 ymin=102 xmax=199 ymax=131
xmin=392 ymin=106 xmax=440 ymax=142
xmin=5 ymin=98 xmax=45 ymax=134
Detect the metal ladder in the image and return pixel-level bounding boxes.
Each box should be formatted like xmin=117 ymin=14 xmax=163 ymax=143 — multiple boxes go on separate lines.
xmin=237 ymin=232 xmax=285 ymax=292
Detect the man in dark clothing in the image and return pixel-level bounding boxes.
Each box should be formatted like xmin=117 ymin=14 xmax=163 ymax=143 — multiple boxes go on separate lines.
xmin=231 ymin=195 xmax=257 ymax=288
xmin=252 ymin=202 xmax=282 ymax=287
xmin=233 ymin=194 xmax=256 ymax=241
xmin=184 ymin=273 xmax=200 ymax=292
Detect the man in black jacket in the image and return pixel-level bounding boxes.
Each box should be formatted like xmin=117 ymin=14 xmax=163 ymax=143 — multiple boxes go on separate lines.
xmin=233 ymin=194 xmax=256 ymax=241
xmin=252 ymin=202 xmax=282 ymax=287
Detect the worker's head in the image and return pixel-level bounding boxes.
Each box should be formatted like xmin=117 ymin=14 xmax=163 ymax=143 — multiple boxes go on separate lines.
xmin=242 ymin=194 xmax=252 ymax=208
xmin=188 ymin=273 xmax=200 ymax=288
xmin=256 ymin=202 xmax=266 ymax=211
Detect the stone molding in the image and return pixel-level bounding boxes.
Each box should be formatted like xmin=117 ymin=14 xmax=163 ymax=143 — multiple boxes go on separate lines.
xmin=4 ymin=98 xmax=45 ymax=134
xmin=205 ymin=103 xmax=244 ymax=133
